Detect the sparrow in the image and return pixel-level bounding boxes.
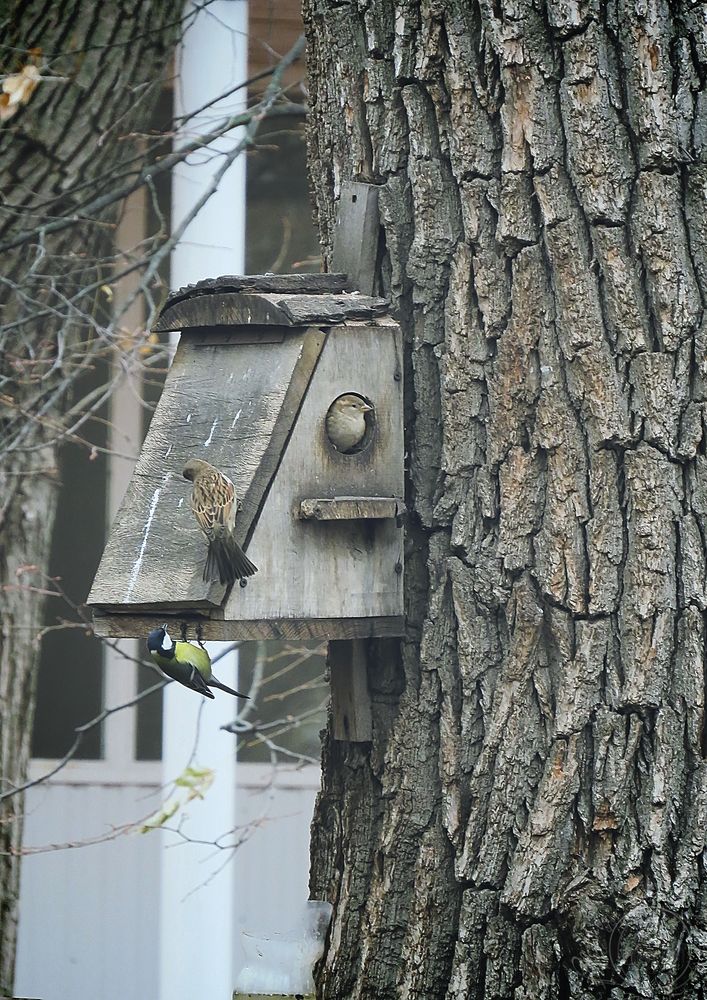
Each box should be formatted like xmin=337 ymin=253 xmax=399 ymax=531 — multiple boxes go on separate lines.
xmin=325 ymin=394 xmax=373 ymax=453
xmin=182 ymin=457 xmax=257 ymax=585
xmin=146 ymin=625 xmax=248 ymax=699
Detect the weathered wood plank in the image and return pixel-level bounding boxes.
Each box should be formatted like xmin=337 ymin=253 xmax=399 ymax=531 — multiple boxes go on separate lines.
xmin=332 ymin=182 xmax=382 ymax=295
xmin=155 ymin=292 xmax=293 ymax=330
xmin=239 ymin=327 xmax=327 ymax=530
xmin=188 ymin=328 xmax=286 ymax=347
xmin=224 ymin=320 xmax=405 ymax=622
xmin=276 ymin=293 xmax=388 ymax=325
xmin=299 ymin=497 xmax=403 ymax=520
xmin=93 ymin=598 xmax=216 ymax=614
xmin=164 ymin=272 xmax=350 ymax=308
xmin=154 ymin=290 xmax=389 ymax=332
xmin=91 ymin=612 xmax=406 ymax=641
xmin=88 ymin=326 xmax=326 ymax=611
xmin=329 ymin=638 xmax=373 ymax=741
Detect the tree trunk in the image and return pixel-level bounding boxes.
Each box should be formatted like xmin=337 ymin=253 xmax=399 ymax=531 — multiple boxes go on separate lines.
xmin=304 ymin=1 xmax=707 ymax=996
xmin=0 ymin=4 xmax=178 ymax=990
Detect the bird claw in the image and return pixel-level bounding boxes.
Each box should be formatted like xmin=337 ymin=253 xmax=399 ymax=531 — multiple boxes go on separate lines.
xmin=180 ymin=621 xmax=188 ymax=642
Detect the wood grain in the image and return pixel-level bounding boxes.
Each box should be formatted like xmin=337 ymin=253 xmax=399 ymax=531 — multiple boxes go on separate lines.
xmin=329 ymin=639 xmax=373 ymax=741
xmin=91 ymin=612 xmax=405 ymax=641
xmin=239 ymin=327 xmax=327 ymax=537
xmin=299 ymin=497 xmax=403 ymax=520
xmin=276 ymin=293 xmax=388 ymax=325
xmin=154 ymin=290 xmax=388 ymax=332
xmin=332 ymin=182 xmax=382 ymax=296
xmin=162 ymin=272 xmax=350 ymax=309
xmin=88 ymin=326 xmax=325 ymax=611
xmin=223 ymin=318 xmax=405 ymax=624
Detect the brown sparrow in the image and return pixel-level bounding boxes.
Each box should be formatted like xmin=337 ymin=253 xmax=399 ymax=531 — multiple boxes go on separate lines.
xmin=182 ymin=458 xmax=257 ymax=584
xmin=325 ymin=394 xmax=373 ymax=452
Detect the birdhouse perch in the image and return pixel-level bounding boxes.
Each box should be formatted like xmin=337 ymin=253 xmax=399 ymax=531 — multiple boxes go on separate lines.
xmin=88 ymin=273 xmax=405 ymax=641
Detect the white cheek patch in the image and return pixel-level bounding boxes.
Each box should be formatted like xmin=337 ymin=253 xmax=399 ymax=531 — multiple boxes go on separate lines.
xmin=160 ymin=630 xmax=174 ymax=654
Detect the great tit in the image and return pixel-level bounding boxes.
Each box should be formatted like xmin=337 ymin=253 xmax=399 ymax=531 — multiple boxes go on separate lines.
xmin=146 ymin=625 xmax=248 ymax=700
xmin=182 ymin=458 xmax=258 ymax=586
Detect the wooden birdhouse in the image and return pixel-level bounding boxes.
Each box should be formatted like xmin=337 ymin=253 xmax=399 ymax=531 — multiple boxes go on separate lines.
xmin=89 ymin=273 xmax=404 ymax=642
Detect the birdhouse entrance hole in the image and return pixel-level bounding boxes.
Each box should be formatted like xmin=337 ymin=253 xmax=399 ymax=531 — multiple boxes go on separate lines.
xmin=88 ymin=273 xmax=405 ymax=642
xmin=325 ymin=392 xmax=376 ymax=454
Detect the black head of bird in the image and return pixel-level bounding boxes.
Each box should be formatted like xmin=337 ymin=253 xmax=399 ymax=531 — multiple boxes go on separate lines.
xmin=147 ymin=624 xmax=174 ymax=659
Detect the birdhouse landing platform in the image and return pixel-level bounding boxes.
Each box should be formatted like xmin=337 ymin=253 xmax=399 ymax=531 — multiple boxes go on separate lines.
xmin=88 ymin=274 xmax=405 ymax=641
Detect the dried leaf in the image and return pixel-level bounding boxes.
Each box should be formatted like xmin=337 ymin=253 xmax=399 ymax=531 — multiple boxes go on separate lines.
xmin=175 ymin=765 xmax=214 ymax=801
xmin=139 ymin=798 xmax=179 ymax=833
xmin=1 ymin=64 xmax=41 ymax=121
xmin=139 ymin=330 xmax=160 ymax=357
xmin=140 ymin=766 xmax=215 ymax=833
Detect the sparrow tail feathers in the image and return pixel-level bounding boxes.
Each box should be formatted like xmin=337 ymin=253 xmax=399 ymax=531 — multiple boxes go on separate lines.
xmin=204 ymin=534 xmax=258 ymax=585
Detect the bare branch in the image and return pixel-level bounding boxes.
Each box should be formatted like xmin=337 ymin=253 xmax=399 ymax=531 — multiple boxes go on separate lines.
xmin=0 ymin=35 xmax=305 ymax=256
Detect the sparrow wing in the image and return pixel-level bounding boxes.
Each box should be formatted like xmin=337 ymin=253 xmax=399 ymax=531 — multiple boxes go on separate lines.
xmin=191 ymin=470 xmax=236 ymax=539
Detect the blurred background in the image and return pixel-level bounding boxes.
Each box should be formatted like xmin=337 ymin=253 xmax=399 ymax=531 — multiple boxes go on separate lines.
xmin=15 ymin=4 xmax=327 ymax=999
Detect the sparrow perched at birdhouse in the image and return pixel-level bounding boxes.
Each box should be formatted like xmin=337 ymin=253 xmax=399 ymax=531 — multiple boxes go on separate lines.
xmin=325 ymin=394 xmax=373 ymax=453
xmin=147 ymin=625 xmax=247 ymax=699
xmin=182 ymin=458 xmax=258 ymax=585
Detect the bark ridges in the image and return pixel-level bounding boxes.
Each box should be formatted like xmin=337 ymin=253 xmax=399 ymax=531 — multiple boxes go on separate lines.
xmin=307 ymin=0 xmax=707 ymax=995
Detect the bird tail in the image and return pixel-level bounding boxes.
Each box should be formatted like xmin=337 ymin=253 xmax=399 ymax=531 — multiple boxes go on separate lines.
xmin=209 ymin=675 xmax=249 ymax=699
xmin=204 ymin=534 xmax=258 ymax=585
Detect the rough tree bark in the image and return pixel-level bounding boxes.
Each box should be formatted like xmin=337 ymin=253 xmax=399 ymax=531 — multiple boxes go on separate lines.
xmin=0 ymin=4 xmax=179 ymax=991
xmin=305 ymin=1 xmax=707 ymax=996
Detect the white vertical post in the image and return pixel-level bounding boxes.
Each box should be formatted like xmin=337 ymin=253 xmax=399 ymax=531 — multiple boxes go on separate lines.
xmin=159 ymin=643 xmax=241 ymax=1000
xmin=160 ymin=3 xmax=247 ymax=999
xmin=171 ymin=0 xmax=248 ymax=289
xmin=104 ymin=186 xmax=147 ymax=767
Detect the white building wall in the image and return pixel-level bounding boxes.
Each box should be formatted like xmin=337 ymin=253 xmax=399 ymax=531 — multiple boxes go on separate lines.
xmin=231 ymin=766 xmax=320 ymax=962
xmin=15 ymin=764 xmax=319 ymax=1000
xmin=15 ymin=778 xmax=163 ymax=1000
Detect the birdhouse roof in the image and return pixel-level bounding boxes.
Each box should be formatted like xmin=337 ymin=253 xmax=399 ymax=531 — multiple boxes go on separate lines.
xmin=154 ymin=272 xmax=388 ymax=332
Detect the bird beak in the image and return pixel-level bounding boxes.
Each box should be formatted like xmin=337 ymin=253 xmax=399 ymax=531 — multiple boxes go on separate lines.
xmin=361 ymin=403 xmax=373 ymax=412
